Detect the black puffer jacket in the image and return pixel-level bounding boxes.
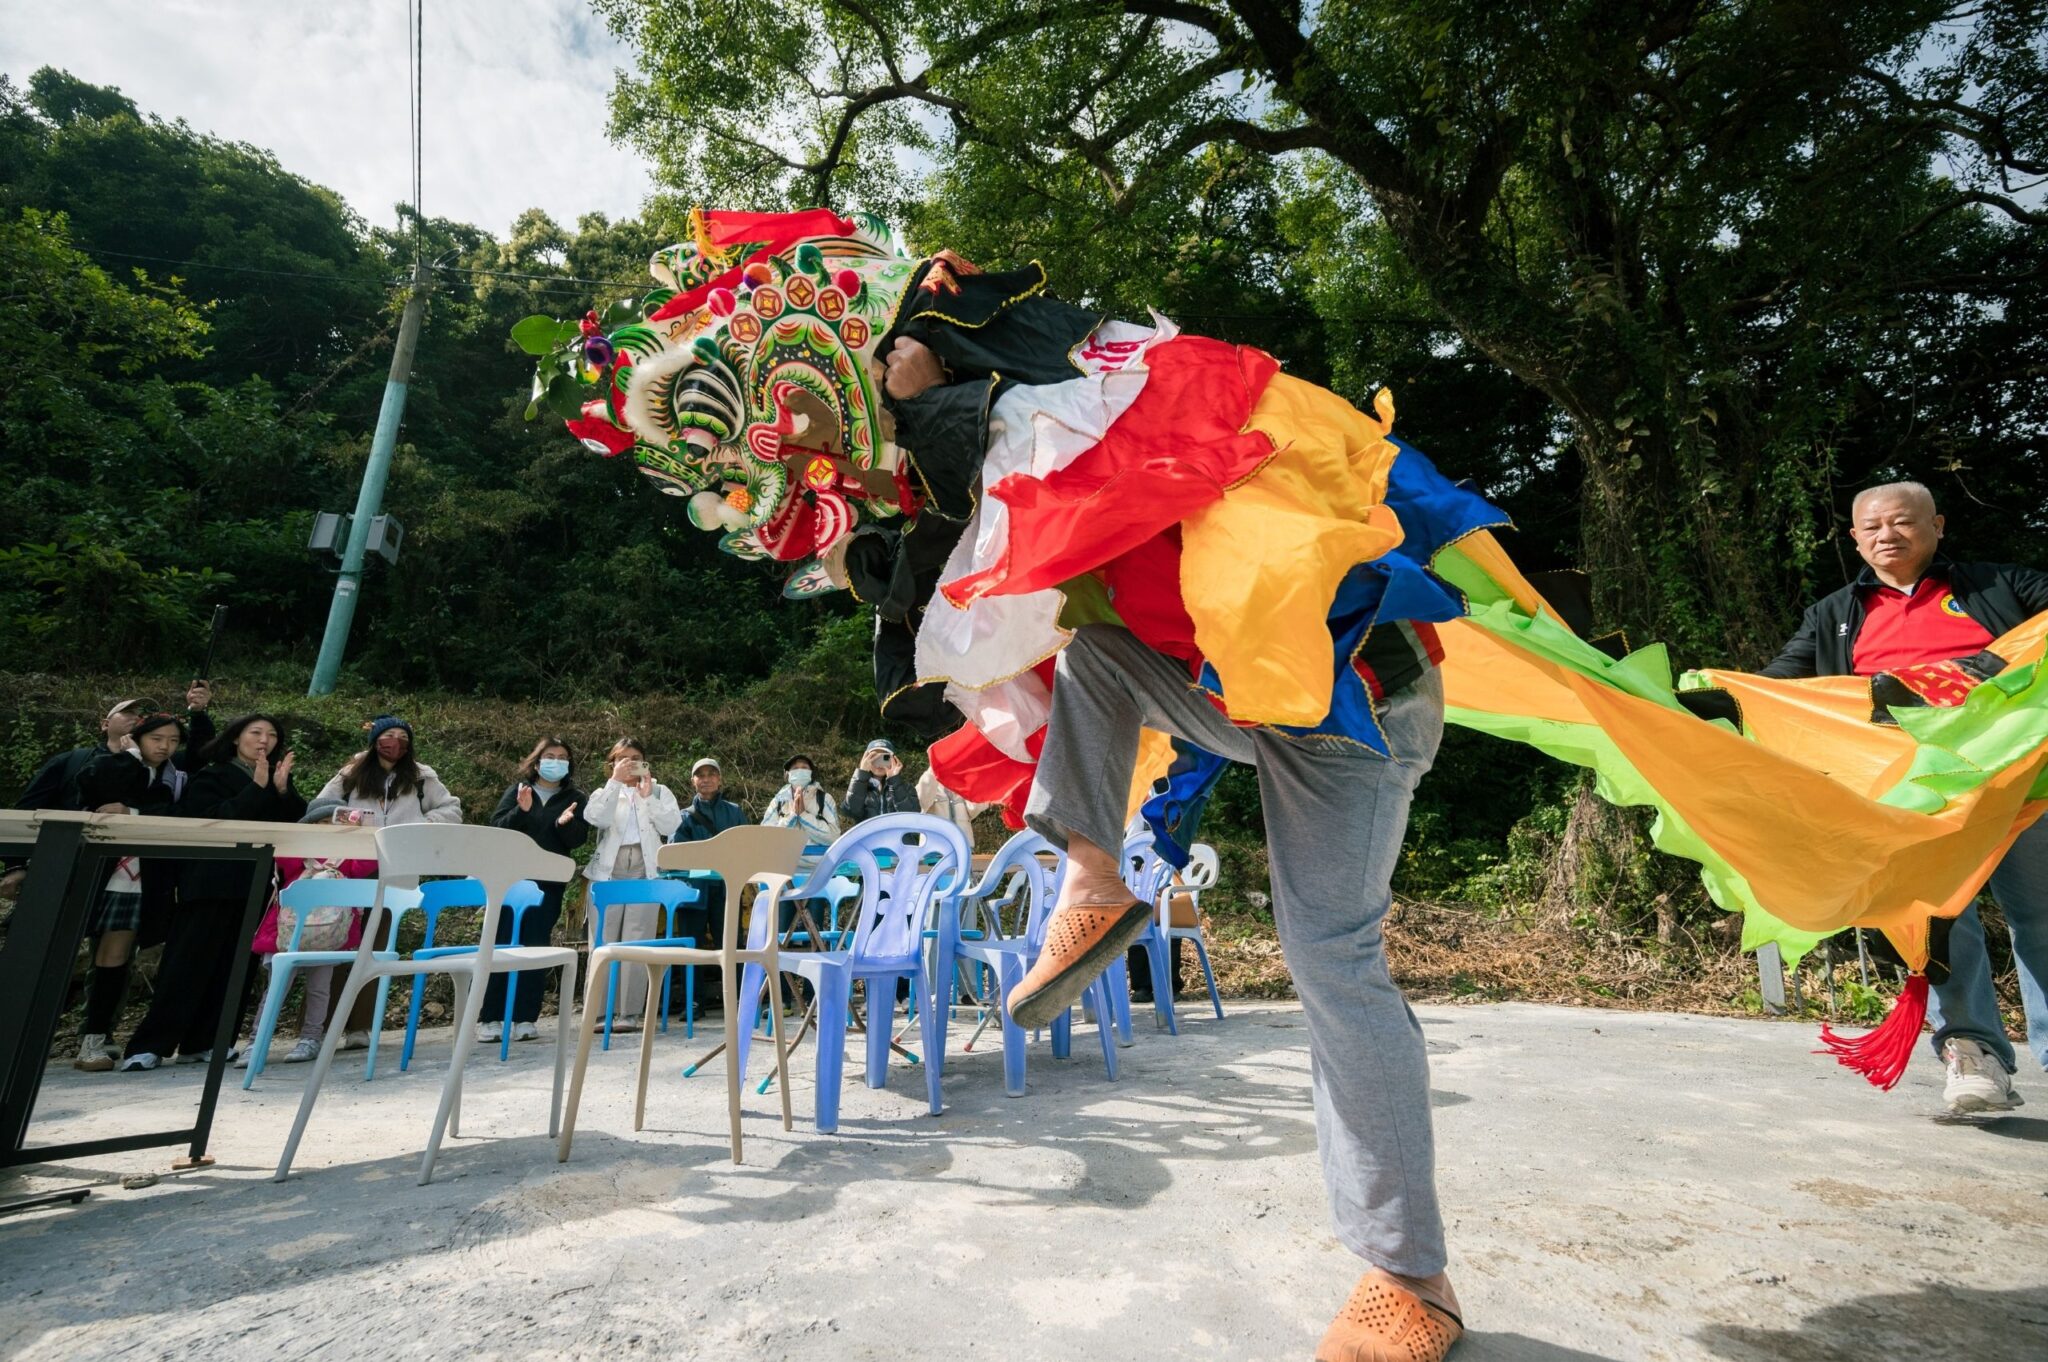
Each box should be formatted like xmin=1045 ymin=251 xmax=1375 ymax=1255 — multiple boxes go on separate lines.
xmin=1760 ymin=559 xmax=2048 ymax=678
xmin=175 ymin=760 xmax=309 ymax=901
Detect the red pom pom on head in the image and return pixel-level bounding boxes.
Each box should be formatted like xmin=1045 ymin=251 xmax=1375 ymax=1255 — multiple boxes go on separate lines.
xmin=833 ymin=268 xmax=862 ymax=297
xmin=707 ymin=287 xmax=737 ymax=318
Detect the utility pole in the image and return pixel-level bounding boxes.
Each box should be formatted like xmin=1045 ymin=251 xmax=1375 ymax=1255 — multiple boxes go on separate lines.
xmin=308 ymin=260 xmax=430 ymax=696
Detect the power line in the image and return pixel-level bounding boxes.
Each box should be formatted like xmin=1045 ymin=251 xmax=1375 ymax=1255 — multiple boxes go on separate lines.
xmin=81 ymin=246 xmax=402 ymax=288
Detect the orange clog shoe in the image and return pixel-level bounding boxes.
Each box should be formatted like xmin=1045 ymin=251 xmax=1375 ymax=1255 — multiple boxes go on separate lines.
xmin=1005 ymin=899 xmax=1152 ymax=1030
xmin=1316 ymin=1270 xmax=1463 ymax=1362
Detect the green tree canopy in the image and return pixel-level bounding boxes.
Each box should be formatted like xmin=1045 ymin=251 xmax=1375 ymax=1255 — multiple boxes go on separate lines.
xmin=596 ymin=0 xmax=2048 ymax=663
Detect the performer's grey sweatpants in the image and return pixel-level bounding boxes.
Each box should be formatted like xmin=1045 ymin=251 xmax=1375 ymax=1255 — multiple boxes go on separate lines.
xmin=1024 ymin=624 xmax=1447 ymax=1276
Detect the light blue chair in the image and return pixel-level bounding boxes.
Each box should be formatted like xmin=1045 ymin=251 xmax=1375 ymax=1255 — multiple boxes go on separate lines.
xmin=588 ymin=878 xmax=703 ymax=1046
xmin=1112 ymin=830 xmax=1181 ymax=1040
xmin=947 ymin=829 xmax=1118 ymax=1096
xmin=243 ymin=879 xmax=423 ymax=1087
xmin=398 ymin=880 xmax=548 ymax=1068
xmin=734 ymin=814 xmax=970 ymax=1133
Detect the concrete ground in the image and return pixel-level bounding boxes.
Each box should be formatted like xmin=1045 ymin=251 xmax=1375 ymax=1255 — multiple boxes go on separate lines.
xmin=2 ymin=1000 xmax=2044 ymax=1362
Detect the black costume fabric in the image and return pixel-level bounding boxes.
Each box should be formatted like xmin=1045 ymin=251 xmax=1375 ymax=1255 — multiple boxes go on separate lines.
xmin=861 ymin=262 xmax=1103 ymax=736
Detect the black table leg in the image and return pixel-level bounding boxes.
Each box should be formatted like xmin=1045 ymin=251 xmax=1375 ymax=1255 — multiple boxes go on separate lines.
xmin=0 ymin=822 xmax=96 ymax=1155
xmin=185 ymin=849 xmax=274 ymax=1165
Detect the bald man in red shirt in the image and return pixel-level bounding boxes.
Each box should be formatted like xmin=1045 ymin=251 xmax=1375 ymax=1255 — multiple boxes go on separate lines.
xmin=1761 ymin=481 xmax=2048 ymax=1116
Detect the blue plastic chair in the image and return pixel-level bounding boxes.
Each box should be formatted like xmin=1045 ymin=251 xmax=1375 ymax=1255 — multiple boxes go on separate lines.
xmin=588 ymin=878 xmax=702 ymax=1047
xmin=947 ymin=829 xmax=1118 ymax=1096
xmin=243 ymin=879 xmax=424 ymax=1087
xmin=399 ymin=880 xmax=545 ymax=1069
xmin=1113 ymin=831 xmax=1181 ymax=1039
xmin=734 ymin=814 xmax=969 ymax=1133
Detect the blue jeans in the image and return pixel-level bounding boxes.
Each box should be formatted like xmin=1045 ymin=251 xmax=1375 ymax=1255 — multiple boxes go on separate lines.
xmin=1927 ymin=818 xmax=2048 ymax=1074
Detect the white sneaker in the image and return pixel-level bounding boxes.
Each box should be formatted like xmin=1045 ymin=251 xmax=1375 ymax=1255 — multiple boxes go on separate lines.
xmin=234 ymin=1045 xmax=258 ymax=1070
xmin=338 ymin=1031 xmax=371 ymax=1052
xmin=282 ymin=1037 xmax=320 ymax=1063
xmin=177 ymin=1050 xmax=212 ymax=1066
xmin=73 ymin=1034 xmax=115 ymax=1072
xmin=117 ymin=1052 xmax=161 ymax=1072
xmin=510 ymin=1022 xmax=539 ymax=1043
xmin=476 ymin=1020 xmax=503 ymax=1043
xmin=1943 ymin=1037 xmax=2024 ymax=1115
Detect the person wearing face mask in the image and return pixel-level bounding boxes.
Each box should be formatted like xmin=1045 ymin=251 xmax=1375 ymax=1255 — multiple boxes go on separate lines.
xmin=762 ymin=753 xmax=840 ymax=857
xmin=119 ymin=712 xmax=306 ymax=1071
xmin=482 ymin=736 xmax=590 ymax=1042
xmin=69 ymin=711 xmax=193 ymax=1071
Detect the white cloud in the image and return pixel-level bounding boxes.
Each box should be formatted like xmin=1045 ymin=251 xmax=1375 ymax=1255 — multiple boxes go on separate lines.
xmin=0 ymin=0 xmax=653 ymax=238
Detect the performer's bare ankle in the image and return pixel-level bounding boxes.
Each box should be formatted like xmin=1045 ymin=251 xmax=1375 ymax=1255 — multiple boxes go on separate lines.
xmin=1055 ymin=833 xmax=1129 ymax=910
xmin=1383 ymin=1268 xmax=1459 ymax=1321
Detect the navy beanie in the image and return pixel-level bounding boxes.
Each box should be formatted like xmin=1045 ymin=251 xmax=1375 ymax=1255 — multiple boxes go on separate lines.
xmin=367 ymin=714 xmax=414 ymax=747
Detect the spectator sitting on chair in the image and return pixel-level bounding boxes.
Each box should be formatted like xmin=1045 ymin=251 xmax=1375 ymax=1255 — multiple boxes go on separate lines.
xmin=1758 ymin=480 xmax=2048 ymax=1117
xmin=121 ymin=713 xmax=305 ymax=1071
xmin=667 ymin=757 xmax=747 ymax=1006
xmin=70 ymin=711 xmax=193 ymax=1072
xmin=305 ymin=715 xmax=462 ymax=1052
xmin=762 ymin=753 xmax=839 ymax=867
xmin=844 ymin=739 xmax=919 ymax=823
xmin=584 ymin=739 xmax=682 ymax=1029
xmin=482 ymin=735 xmax=590 ymax=1044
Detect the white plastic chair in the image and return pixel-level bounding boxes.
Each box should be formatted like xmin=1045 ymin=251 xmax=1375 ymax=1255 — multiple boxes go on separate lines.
xmin=558 ymin=825 xmax=809 ymax=1165
xmin=1164 ymin=842 xmax=1224 ymax=1020
xmin=273 ymin=824 xmax=578 ymax=1185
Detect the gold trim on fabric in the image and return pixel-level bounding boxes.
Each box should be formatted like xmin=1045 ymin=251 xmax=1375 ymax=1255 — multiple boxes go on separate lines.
xmin=910 ymin=589 xmax=1076 ymax=694
xmin=879 ymin=679 xmax=927 ymax=715
xmin=1061 ymin=311 xmax=1118 ymax=377
xmin=915 ymin=262 xmax=1049 ymax=330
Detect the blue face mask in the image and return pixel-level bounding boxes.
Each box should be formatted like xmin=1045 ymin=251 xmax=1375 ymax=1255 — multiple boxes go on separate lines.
xmin=537 ymin=758 xmax=570 ymax=783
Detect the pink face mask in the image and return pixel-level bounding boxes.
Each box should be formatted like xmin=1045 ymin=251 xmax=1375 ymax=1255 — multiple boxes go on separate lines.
xmin=375 ymin=732 xmax=410 ymax=762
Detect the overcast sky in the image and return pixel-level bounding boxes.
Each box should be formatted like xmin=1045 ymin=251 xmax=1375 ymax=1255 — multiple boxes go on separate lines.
xmin=0 ymin=0 xmax=654 ymax=238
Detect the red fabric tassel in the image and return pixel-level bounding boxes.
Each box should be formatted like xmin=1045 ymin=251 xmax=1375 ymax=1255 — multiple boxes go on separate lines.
xmin=1815 ymin=972 xmax=1929 ymax=1090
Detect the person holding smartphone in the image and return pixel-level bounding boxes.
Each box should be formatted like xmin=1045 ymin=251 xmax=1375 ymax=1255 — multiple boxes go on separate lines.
xmin=582 ymin=737 xmax=681 ymax=1026
xmin=843 ymin=738 xmax=919 ymax=824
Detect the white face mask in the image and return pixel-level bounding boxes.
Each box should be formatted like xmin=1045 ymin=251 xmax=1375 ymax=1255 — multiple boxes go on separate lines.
xmin=787 ymin=769 xmax=813 ymax=788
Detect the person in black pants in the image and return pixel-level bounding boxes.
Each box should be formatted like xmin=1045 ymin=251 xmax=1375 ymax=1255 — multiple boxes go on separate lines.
xmin=69 ymin=710 xmax=193 ymax=1070
xmin=121 ymin=714 xmax=305 ymax=1070
xmin=482 ymin=735 xmax=590 ymax=1042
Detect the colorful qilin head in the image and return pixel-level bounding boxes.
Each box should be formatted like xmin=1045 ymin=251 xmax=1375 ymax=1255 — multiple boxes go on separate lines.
xmin=520 ymin=209 xmax=921 ymax=596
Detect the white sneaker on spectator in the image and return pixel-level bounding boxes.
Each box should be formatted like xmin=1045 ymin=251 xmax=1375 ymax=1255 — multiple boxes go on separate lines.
xmin=282 ymin=1037 xmax=320 ymax=1063
xmin=1943 ymin=1037 xmax=2023 ymax=1115
xmin=178 ymin=1049 xmax=212 ymax=1066
xmin=476 ymin=1020 xmax=502 ymax=1043
xmin=73 ymin=1034 xmax=115 ymax=1072
xmin=338 ymin=1030 xmax=371 ymax=1052
xmin=117 ymin=1052 xmax=160 ymax=1072
xmin=234 ymin=1045 xmax=258 ymax=1070
xmin=511 ymin=1022 xmax=539 ymax=1042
